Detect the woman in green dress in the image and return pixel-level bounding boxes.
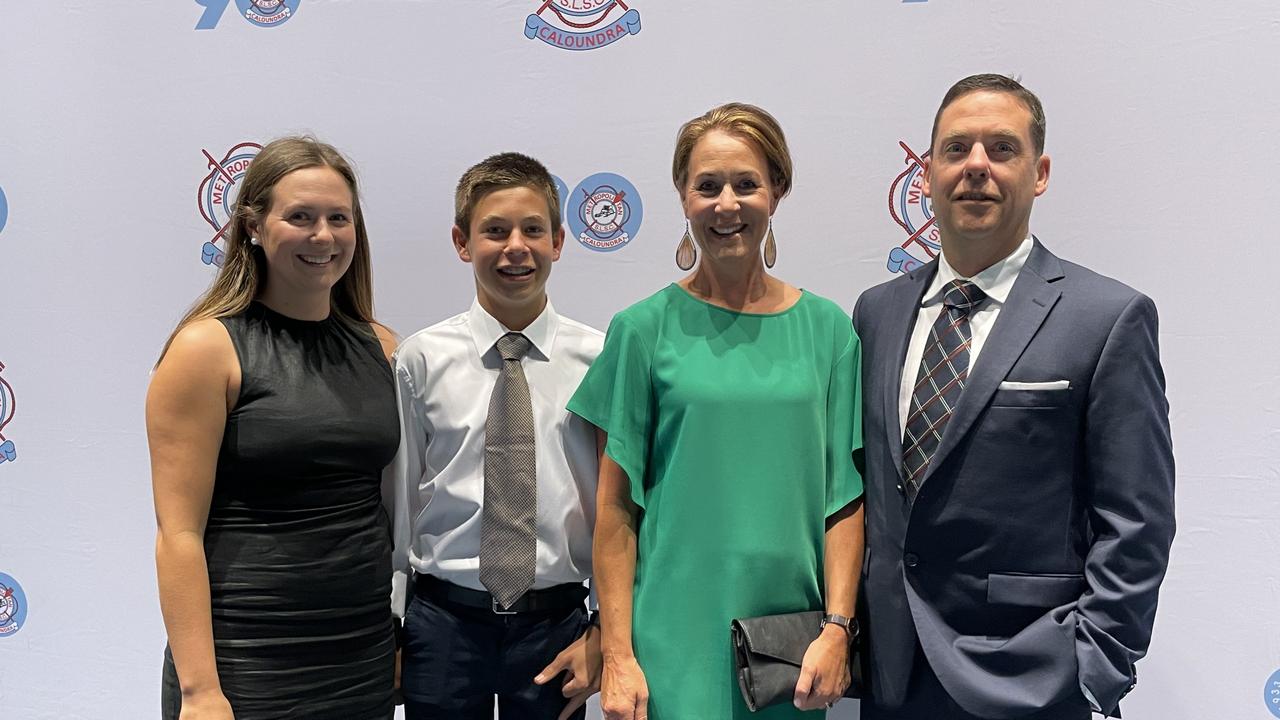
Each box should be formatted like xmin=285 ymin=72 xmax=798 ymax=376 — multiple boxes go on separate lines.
xmin=568 ymin=103 xmax=865 ymax=720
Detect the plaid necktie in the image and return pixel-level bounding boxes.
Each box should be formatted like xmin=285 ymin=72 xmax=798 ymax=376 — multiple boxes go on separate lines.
xmin=479 ymin=332 xmax=537 ymax=609
xmin=902 ymin=280 xmax=987 ymax=502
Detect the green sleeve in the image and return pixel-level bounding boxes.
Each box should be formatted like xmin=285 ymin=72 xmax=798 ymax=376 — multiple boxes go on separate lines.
xmin=826 ymin=324 xmax=865 ymax=517
xmin=567 ymin=312 xmax=654 ymax=509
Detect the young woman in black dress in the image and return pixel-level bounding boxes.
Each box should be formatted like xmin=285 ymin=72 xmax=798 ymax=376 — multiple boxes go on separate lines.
xmin=147 ymin=137 xmax=400 ymax=719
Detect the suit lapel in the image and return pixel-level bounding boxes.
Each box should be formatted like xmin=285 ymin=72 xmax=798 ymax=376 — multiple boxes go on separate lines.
xmin=884 ymin=261 xmax=936 ymax=484
xmin=918 ymin=239 xmax=1064 ymax=488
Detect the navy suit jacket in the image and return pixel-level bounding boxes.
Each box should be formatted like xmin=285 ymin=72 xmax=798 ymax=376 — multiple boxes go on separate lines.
xmin=852 ymin=239 xmax=1175 ymax=718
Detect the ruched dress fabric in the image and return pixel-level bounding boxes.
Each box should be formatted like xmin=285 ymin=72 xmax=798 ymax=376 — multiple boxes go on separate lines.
xmin=567 ymin=284 xmax=864 ymax=719
xmin=161 ymin=302 xmax=399 ymax=720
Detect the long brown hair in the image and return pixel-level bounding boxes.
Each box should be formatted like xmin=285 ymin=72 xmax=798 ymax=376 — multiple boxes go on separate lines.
xmin=159 ymin=136 xmax=375 ymax=361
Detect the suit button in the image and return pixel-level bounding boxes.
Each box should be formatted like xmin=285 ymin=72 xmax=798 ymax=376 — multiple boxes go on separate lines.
xmin=904 ymin=553 xmax=919 ymax=568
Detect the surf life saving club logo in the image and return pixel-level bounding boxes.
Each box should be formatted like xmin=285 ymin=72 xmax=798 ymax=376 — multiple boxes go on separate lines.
xmin=198 ymin=142 xmax=263 ymax=268
xmin=885 ymin=140 xmax=939 ymax=274
xmin=566 ymin=173 xmax=643 ymax=252
xmin=525 ymin=0 xmax=641 ymax=51
xmin=195 ymin=0 xmax=301 ymax=30
xmin=0 ymin=362 xmax=17 ymax=466
xmin=0 ymin=573 xmax=25 ymax=637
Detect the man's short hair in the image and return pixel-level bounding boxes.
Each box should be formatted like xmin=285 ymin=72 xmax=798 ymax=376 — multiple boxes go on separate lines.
xmin=930 ymin=74 xmax=1047 ymax=156
xmin=454 ymin=152 xmax=561 ymax=236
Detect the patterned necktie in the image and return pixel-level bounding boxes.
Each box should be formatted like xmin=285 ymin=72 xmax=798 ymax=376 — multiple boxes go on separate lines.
xmin=479 ymin=332 xmax=537 ymax=609
xmin=901 ymin=280 xmax=988 ymax=502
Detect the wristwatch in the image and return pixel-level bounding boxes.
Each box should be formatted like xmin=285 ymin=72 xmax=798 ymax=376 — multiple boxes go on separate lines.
xmin=820 ymin=613 xmax=859 ymax=641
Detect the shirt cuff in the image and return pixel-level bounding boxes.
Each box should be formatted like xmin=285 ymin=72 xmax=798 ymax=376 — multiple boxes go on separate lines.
xmin=390 ymin=570 xmax=408 ymax=620
xmin=1081 ymin=681 xmax=1102 ymax=713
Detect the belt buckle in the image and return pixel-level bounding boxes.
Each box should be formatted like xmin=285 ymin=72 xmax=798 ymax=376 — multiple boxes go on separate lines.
xmin=492 ymin=598 xmax=517 ymax=615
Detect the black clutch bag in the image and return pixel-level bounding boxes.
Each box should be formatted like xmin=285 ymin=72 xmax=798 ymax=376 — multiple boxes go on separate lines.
xmin=730 ymin=610 xmax=862 ymax=712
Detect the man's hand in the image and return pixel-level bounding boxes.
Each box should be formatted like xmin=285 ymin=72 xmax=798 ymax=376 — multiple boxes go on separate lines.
xmin=534 ymin=624 xmax=603 ymax=720
xmin=793 ymin=625 xmax=850 ymax=710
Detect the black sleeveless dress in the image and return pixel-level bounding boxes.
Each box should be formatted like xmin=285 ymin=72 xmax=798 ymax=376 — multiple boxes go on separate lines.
xmin=162 ymin=303 xmax=399 ymax=719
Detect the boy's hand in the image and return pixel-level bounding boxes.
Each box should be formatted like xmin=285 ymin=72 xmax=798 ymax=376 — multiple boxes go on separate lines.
xmin=533 ymin=624 xmax=602 ymax=720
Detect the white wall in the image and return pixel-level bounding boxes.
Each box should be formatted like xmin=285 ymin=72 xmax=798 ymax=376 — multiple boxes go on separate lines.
xmin=0 ymin=1 xmax=1277 ymax=717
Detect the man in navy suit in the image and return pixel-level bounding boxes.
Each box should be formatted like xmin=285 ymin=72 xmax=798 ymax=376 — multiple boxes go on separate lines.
xmin=854 ymin=74 xmax=1175 ymax=719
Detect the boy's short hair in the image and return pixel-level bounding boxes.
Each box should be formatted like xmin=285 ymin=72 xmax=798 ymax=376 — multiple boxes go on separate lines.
xmin=454 ymin=152 xmax=562 ymax=236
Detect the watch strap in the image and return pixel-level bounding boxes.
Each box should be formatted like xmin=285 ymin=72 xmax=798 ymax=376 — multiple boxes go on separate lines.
xmin=820 ymin=613 xmax=858 ymax=639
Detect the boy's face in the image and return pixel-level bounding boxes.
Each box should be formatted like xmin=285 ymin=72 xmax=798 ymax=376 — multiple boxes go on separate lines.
xmin=453 ymin=185 xmax=564 ymax=329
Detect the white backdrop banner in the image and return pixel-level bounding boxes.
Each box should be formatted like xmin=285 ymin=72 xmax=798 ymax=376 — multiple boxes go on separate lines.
xmin=1 ymin=1 xmax=1278 ymax=718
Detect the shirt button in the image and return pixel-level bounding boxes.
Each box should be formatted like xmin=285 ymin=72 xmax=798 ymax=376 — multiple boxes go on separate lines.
xmin=904 ymin=553 xmax=919 ymax=568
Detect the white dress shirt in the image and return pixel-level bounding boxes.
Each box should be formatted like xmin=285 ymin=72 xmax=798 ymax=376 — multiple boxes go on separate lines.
xmin=898 ymin=236 xmax=1033 ymax=439
xmin=386 ymin=299 xmax=603 ymax=615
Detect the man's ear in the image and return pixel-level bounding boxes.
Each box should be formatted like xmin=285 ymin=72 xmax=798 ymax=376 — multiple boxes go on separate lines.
xmin=451 ymin=226 xmax=472 ymax=262
xmin=921 ymin=157 xmax=933 ymax=199
xmin=1034 ymin=154 xmax=1051 ymax=197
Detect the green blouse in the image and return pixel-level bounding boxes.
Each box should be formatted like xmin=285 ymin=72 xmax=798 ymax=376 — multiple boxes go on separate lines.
xmin=569 ymin=283 xmax=864 ymax=719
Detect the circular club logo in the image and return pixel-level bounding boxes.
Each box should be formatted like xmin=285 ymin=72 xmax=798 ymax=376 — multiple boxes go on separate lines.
xmin=0 ymin=362 xmax=16 ymax=465
xmin=568 ymin=173 xmax=642 ymax=252
xmin=524 ymin=1 xmax=641 ymax=51
xmin=885 ymin=140 xmax=939 ymax=274
xmin=198 ymin=142 xmax=262 ymax=268
xmin=0 ymin=183 xmax=8 ymax=234
xmin=1266 ymin=669 xmax=1280 ymax=719
xmin=0 ymin=573 xmax=26 ymax=637
xmin=240 ymin=0 xmax=300 ymax=27
xmin=195 ymin=0 xmax=301 ymax=30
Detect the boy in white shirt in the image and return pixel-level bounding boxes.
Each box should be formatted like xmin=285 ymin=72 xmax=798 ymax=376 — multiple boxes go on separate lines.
xmin=388 ymin=153 xmax=604 ymax=719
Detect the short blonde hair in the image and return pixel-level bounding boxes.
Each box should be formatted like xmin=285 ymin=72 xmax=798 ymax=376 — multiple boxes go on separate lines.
xmin=672 ymin=102 xmax=793 ymax=198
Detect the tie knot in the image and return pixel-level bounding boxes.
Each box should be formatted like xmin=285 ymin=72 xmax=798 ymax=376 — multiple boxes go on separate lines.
xmin=496 ymin=332 xmax=532 ymax=361
xmin=942 ymin=280 xmax=986 ymax=311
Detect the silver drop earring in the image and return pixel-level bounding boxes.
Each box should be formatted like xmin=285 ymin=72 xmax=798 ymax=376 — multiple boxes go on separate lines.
xmin=676 ymin=221 xmax=697 ymax=271
xmin=763 ymin=220 xmax=777 ymax=269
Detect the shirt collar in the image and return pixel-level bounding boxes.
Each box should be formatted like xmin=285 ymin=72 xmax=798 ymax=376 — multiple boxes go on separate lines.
xmin=467 ymin=298 xmax=558 ymax=361
xmin=922 ymin=235 xmax=1034 ymax=307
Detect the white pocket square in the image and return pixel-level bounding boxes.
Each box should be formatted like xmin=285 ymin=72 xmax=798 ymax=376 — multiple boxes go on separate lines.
xmin=999 ymin=380 xmax=1069 ymax=391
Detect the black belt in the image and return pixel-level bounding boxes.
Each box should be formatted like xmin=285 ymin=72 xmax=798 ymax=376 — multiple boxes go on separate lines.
xmin=414 ymin=574 xmax=588 ymax=615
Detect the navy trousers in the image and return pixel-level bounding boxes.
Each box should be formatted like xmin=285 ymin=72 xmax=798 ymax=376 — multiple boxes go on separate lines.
xmin=402 ymin=591 xmax=589 ymax=720
xmin=861 ymin=645 xmax=1091 ymax=720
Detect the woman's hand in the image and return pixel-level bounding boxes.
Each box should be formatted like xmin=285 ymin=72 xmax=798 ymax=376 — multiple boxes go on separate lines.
xmin=600 ymin=653 xmax=649 ymax=720
xmin=793 ymin=624 xmax=851 ymax=710
xmin=178 ymin=688 xmax=235 ymax=719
